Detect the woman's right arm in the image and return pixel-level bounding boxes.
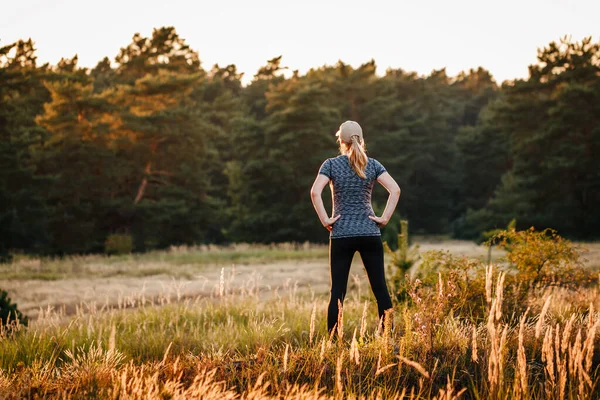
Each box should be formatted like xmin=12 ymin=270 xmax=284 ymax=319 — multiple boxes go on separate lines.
xmin=310 ymin=174 xmax=341 ymax=231
xmin=369 ymin=172 xmax=401 ymax=227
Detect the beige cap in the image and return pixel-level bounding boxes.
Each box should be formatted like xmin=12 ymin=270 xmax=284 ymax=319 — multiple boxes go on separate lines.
xmin=335 ymin=120 xmax=363 ymax=144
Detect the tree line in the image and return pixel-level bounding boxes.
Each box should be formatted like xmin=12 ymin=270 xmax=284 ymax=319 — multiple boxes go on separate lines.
xmin=1 ymin=27 xmax=598 ymax=258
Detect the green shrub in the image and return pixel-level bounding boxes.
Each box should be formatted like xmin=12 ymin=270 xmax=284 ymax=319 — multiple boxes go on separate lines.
xmin=0 ymin=289 xmax=28 ymax=331
xmin=487 ymin=226 xmax=587 ymax=287
xmin=384 ymin=220 xmax=420 ymax=302
xmin=104 ymin=233 xmax=134 ymax=255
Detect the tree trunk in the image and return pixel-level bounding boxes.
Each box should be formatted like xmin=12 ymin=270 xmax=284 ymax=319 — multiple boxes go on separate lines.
xmin=134 ymin=160 xmax=151 ymax=204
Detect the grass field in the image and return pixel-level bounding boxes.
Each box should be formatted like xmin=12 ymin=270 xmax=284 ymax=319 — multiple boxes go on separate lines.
xmin=0 ymin=239 xmax=510 ymax=320
xmin=1 ymin=238 xmax=599 ymax=399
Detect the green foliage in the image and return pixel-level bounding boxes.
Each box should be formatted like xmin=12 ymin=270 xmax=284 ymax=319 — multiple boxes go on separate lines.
xmin=458 ymin=36 xmax=600 ymax=239
xmin=0 ymin=40 xmax=53 ymax=259
xmin=384 ymin=220 xmax=420 ymax=301
xmin=363 ymin=69 xmax=469 ymax=233
xmin=452 ymin=105 xmax=510 ymax=239
xmin=0 ymin=290 xmax=28 ymax=331
xmin=1 ymin=32 xmax=600 ymax=257
xmin=104 ymin=234 xmax=133 ymax=255
xmin=226 ymin=76 xmax=340 ymax=242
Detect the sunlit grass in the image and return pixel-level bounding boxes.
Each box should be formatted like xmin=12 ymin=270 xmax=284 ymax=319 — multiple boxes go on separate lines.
xmin=1 ymin=236 xmax=599 ymax=398
xmin=1 ymin=259 xmax=599 ymax=399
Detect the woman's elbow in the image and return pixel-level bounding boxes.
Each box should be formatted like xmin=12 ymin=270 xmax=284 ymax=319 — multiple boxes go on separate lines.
xmin=310 ymin=188 xmax=321 ymax=199
xmin=392 ymin=186 xmax=401 ymax=197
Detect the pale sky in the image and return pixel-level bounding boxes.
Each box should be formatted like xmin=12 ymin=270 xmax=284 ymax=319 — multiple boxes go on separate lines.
xmin=2 ymin=0 xmax=598 ymax=85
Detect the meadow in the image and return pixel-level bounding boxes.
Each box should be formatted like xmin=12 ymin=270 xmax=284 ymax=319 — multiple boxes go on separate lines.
xmin=1 ymin=233 xmax=599 ymax=399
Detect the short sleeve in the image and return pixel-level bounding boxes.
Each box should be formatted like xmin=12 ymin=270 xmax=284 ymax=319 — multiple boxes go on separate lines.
xmin=372 ymin=158 xmax=387 ymax=178
xmin=318 ymin=158 xmax=332 ymax=179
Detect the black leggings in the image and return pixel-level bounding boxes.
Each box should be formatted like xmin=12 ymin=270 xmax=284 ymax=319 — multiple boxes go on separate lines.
xmin=328 ymin=235 xmax=393 ymax=334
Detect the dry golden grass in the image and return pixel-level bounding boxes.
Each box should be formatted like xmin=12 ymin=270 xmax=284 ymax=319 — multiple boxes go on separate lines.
xmin=1 ymin=238 xmax=599 ymax=399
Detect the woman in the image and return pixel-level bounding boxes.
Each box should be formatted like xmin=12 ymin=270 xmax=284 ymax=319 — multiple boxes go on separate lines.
xmin=310 ymin=120 xmax=401 ymax=337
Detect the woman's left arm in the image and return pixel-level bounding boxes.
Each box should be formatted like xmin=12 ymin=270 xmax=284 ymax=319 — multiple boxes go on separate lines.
xmin=310 ymin=174 xmax=340 ymax=231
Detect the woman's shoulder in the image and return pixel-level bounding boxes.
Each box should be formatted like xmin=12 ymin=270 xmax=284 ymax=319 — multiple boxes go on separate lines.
xmin=367 ymin=157 xmax=386 ymax=177
xmin=319 ymin=155 xmax=346 ymax=177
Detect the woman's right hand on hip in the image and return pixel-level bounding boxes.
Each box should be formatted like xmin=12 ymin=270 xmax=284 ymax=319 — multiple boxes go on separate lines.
xmin=323 ymin=215 xmax=341 ymax=232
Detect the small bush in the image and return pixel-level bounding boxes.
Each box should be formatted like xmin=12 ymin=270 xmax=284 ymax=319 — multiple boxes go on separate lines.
xmin=487 ymin=226 xmax=589 ymax=287
xmin=104 ymin=233 xmax=133 ymax=255
xmin=384 ymin=220 xmax=420 ymax=302
xmin=405 ymin=250 xmax=488 ymax=333
xmin=0 ymin=289 xmax=28 ymax=332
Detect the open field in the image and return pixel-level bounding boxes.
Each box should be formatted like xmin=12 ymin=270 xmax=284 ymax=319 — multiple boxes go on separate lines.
xmin=1 ymin=239 xmax=508 ymax=320
xmin=1 ymin=238 xmax=599 ymax=399
xmin=3 ymin=239 xmax=599 ymax=321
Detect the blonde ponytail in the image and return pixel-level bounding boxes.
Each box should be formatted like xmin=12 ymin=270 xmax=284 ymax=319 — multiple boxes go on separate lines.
xmin=346 ymin=135 xmax=368 ymax=179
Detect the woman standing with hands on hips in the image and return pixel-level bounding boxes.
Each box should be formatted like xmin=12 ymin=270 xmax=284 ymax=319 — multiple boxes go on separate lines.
xmin=310 ymin=120 xmax=401 ymax=337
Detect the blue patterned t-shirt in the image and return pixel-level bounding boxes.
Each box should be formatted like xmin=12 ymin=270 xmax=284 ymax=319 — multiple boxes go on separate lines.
xmin=318 ymin=155 xmax=387 ymax=239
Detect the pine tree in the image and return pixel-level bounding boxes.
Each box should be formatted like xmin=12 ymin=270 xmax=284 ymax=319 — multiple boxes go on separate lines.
xmin=0 ymin=40 xmax=53 ymax=259
xmin=464 ymin=37 xmax=600 ymax=238
xmin=34 ymin=78 xmax=119 ymax=253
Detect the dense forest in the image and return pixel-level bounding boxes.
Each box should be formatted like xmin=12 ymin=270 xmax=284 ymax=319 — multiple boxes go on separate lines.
xmin=1 ymin=27 xmax=598 ymax=258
